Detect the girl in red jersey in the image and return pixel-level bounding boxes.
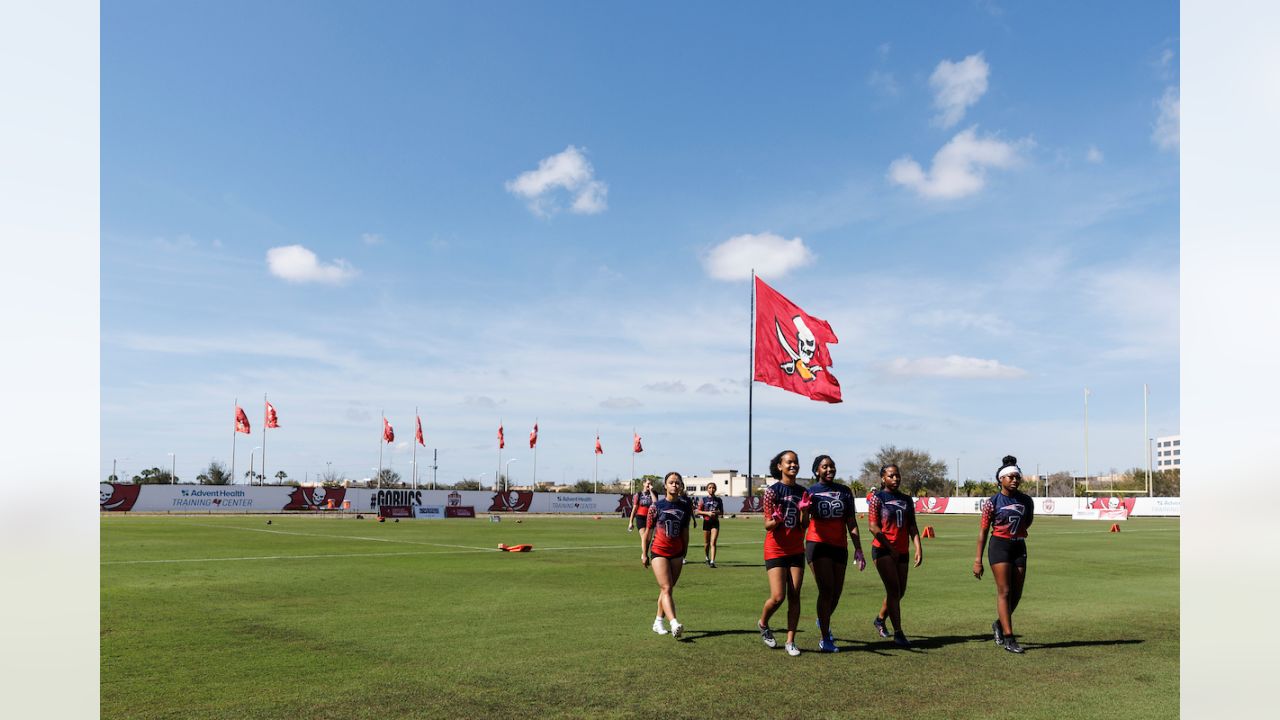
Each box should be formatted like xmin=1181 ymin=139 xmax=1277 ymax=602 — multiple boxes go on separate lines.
xmin=757 ymin=450 xmax=809 ymax=656
xmin=696 ymin=482 xmax=725 ymax=567
xmin=629 ymin=477 xmax=658 ymax=562
xmin=804 ymin=455 xmax=866 ymax=653
xmin=868 ymin=464 xmax=922 ymax=648
xmin=973 ymin=455 xmax=1035 ymax=654
xmin=643 ymin=472 xmax=693 ymax=639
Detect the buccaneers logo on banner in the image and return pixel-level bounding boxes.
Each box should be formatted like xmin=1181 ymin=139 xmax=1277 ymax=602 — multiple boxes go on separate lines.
xmin=284 ymin=486 xmax=346 ymax=510
xmin=100 ymin=483 xmax=141 ymax=512
xmin=915 ymin=496 xmax=950 ymax=514
xmin=488 ymin=490 xmax=533 ymax=512
xmin=753 ymin=275 xmax=842 ymax=403
xmin=615 ymin=494 xmax=634 ymax=514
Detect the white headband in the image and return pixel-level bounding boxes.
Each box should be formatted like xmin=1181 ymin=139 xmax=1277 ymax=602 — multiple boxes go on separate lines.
xmin=998 ymin=465 xmax=1022 ymax=479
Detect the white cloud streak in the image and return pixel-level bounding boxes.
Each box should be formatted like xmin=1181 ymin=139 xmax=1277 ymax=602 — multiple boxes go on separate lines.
xmin=505 ymin=145 xmax=608 ymax=217
xmin=1086 ymin=145 xmax=1104 ymax=163
xmin=885 ymin=355 xmax=1028 ymax=379
xmin=930 ymin=53 xmax=990 ymax=128
xmin=704 ymin=233 xmax=815 ymax=281
xmin=1153 ymin=86 xmax=1179 ymax=151
xmin=887 ymin=127 xmax=1029 ymax=199
xmin=266 ymin=245 xmax=356 ymax=285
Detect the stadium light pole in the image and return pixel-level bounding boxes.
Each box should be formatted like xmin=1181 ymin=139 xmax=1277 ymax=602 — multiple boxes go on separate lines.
xmin=505 ymin=458 xmax=518 ymax=492
xmin=168 ymin=453 xmax=175 ymax=484
xmin=479 ymin=472 xmax=488 ymax=492
xmin=251 ymin=447 xmax=262 ymax=485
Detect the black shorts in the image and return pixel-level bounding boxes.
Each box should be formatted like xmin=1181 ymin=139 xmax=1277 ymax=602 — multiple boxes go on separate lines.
xmin=805 ymin=541 xmax=848 ymax=566
xmin=764 ymin=553 xmax=805 ymax=571
xmin=871 ymin=545 xmax=908 ymax=563
xmin=702 ymin=518 xmax=720 ymax=531
xmin=988 ymin=537 xmax=1027 ymax=567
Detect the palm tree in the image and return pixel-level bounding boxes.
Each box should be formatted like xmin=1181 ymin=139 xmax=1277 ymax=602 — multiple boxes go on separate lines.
xmin=274 ymin=470 xmax=288 ymax=484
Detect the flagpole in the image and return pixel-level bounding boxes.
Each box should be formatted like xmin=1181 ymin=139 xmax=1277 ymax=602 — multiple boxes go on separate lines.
xmin=259 ymin=389 xmax=267 ymax=484
xmin=231 ymin=397 xmax=237 ymax=485
xmin=1144 ymin=384 xmax=1151 ymax=496
xmin=532 ymin=418 xmax=538 ymax=489
xmin=747 ymin=269 xmax=756 ymax=497
xmin=594 ymin=429 xmax=599 ymax=494
xmin=1083 ymin=388 xmax=1090 ymax=495
xmin=378 ymin=410 xmax=384 ymax=490
xmin=631 ymin=426 xmax=636 ymax=490
xmin=497 ymin=417 xmax=503 ymax=494
xmin=413 ymin=406 xmax=419 ymax=492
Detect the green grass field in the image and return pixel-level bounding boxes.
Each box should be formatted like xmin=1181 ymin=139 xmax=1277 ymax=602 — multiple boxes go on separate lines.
xmin=101 ymin=513 xmax=1178 ymax=719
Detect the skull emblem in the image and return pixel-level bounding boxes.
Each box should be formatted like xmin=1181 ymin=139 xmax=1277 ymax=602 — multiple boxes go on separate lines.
xmin=793 ymin=317 xmax=816 ymax=364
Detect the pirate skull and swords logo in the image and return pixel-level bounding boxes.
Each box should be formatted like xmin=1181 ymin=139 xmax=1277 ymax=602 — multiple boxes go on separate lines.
xmin=775 ymin=315 xmax=823 ymax=381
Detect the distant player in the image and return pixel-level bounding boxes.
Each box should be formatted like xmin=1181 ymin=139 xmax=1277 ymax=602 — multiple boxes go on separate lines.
xmin=757 ymin=450 xmax=809 ymax=657
xmin=973 ymin=454 xmax=1035 ymax=654
xmin=868 ymin=464 xmax=922 ymax=648
xmin=696 ymin=482 xmax=725 ymax=567
xmin=804 ymin=455 xmax=866 ymax=652
xmin=644 ymin=472 xmax=693 ymax=639
xmin=630 ymin=478 xmax=658 ymax=562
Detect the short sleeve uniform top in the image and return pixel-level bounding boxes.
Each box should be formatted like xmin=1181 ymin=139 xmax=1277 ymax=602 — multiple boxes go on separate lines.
xmin=698 ymin=495 xmax=724 ymax=517
xmin=804 ymin=481 xmax=857 ymax=547
xmin=762 ymin=481 xmax=807 ymax=559
xmin=647 ymin=496 xmax=693 ymax=556
xmin=635 ymin=492 xmax=654 ymax=519
xmin=980 ymin=491 xmax=1034 ymax=540
xmin=869 ymin=488 xmax=916 ymax=553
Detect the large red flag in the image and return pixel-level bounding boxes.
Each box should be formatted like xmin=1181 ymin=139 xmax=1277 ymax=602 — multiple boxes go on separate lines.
xmin=595 ymin=436 xmax=603 ymax=455
xmin=529 ymin=423 xmax=538 ymax=449
xmin=415 ymin=415 xmax=425 ymax=446
xmin=633 ymin=433 xmax=643 ymax=453
xmin=264 ymin=401 xmax=279 ymax=429
xmin=753 ymin=275 xmax=842 ymax=403
xmin=498 ymin=424 xmax=505 ymax=449
xmin=383 ymin=417 xmax=395 ymax=443
xmin=235 ymin=406 xmax=251 ymax=434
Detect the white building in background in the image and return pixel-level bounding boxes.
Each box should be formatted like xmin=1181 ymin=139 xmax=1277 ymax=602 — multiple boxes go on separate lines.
xmin=1155 ymin=434 xmax=1181 ymax=469
xmin=682 ymin=469 xmax=768 ymax=498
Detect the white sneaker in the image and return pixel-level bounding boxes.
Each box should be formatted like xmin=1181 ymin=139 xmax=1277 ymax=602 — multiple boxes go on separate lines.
xmin=759 ymin=623 xmax=777 ymax=649
xmin=652 ymin=617 xmax=668 ymax=635
xmin=785 ymin=642 xmax=801 ymax=656
xmin=670 ymin=621 xmax=684 ymax=639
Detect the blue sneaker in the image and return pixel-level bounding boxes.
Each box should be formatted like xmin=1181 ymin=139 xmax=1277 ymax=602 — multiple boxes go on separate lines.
xmin=873 ymin=617 xmax=889 ymax=638
xmin=892 ymin=631 xmax=911 ymax=648
xmin=817 ymin=636 xmax=839 ymax=653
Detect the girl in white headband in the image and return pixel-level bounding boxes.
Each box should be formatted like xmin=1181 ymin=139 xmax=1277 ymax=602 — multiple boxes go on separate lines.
xmin=972 ymin=454 xmax=1036 ymax=653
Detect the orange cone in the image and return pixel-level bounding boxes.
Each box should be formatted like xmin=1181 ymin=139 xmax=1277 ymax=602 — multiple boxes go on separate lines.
xmin=922 ymin=526 xmax=935 ymax=538
xmin=1109 ymin=523 xmax=1121 ymax=533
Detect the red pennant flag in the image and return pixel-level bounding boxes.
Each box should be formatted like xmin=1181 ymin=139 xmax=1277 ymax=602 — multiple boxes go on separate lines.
xmin=595 ymin=436 xmax=603 ymax=455
xmin=633 ymin=433 xmax=643 ymax=453
xmin=498 ymin=424 xmax=505 ymax=449
xmin=383 ymin=417 xmax=395 ymax=443
xmin=264 ymin=401 xmax=279 ymax=429
xmin=415 ymin=415 xmax=425 ymax=446
xmin=529 ymin=423 xmax=538 ymax=449
xmin=234 ymin=405 xmax=251 ymax=434
xmin=753 ymin=275 xmax=842 ymax=403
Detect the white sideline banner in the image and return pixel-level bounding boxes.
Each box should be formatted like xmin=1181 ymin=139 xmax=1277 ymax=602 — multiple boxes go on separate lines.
xmin=99 ymin=484 xmax=1180 ymax=517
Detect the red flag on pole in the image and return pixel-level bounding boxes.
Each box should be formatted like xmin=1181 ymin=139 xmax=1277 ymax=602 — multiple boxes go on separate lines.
xmin=633 ymin=433 xmax=643 ymax=453
xmin=595 ymin=436 xmax=603 ymax=455
xmin=235 ymin=406 xmax=251 ymax=434
xmin=498 ymin=424 xmax=505 ymax=449
xmin=753 ymin=275 xmax=842 ymax=403
xmin=529 ymin=423 xmax=538 ymax=449
xmin=415 ymin=415 xmax=425 ymax=446
xmin=383 ymin=417 xmax=395 ymax=443
xmin=264 ymin=401 xmax=279 ymax=429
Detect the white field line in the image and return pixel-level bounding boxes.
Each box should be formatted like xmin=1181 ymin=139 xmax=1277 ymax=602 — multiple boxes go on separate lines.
xmin=179 ymin=521 xmax=495 ymax=551
xmin=103 ymin=549 xmax=482 ymax=565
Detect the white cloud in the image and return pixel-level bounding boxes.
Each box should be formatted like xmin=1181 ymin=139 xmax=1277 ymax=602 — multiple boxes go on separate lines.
xmin=266 ymin=245 xmax=356 ymax=285
xmin=505 ymin=145 xmax=608 ymax=216
xmin=600 ymin=397 xmax=641 ymax=409
xmin=886 ymin=355 xmax=1028 ymax=379
xmin=361 ymin=233 xmax=384 ymax=246
xmin=912 ymin=309 xmax=1009 ymax=335
xmin=930 ymin=53 xmax=989 ymax=128
xmin=868 ymin=69 xmax=899 ymax=97
xmin=643 ymin=381 xmax=687 ymax=393
xmin=888 ymin=127 xmax=1028 ymax=199
xmin=695 ymin=383 xmax=722 ymax=395
xmin=704 ymin=232 xmax=815 ymax=281
xmin=1086 ymin=145 xmax=1104 ymax=164
xmin=1153 ymin=86 xmax=1179 ymax=151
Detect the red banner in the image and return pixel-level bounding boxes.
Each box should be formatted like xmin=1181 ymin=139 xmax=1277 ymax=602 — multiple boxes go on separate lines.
xmin=265 ymin=401 xmax=279 ymax=428
xmin=498 ymin=425 xmax=505 ymax=449
xmin=445 ymin=506 xmax=476 ymax=518
xmin=739 ymin=496 xmax=764 ymax=513
xmin=753 ymin=276 xmax=842 ymax=403
xmin=1088 ymin=497 xmax=1136 ymax=514
xmin=415 ymin=415 xmax=425 ymax=446
xmin=235 ymin=406 xmax=251 ymax=434
xmin=383 ymin=418 xmax=394 ymax=443
xmin=529 ymin=423 xmax=538 ymax=449
xmin=595 ymin=436 xmax=603 ymax=455
xmin=488 ymin=491 xmax=533 ymax=512
xmin=633 ymin=434 xmax=643 ymax=453
xmin=915 ymin=497 xmax=950 ymax=513
xmin=99 ymin=483 xmax=141 ymax=511
xmin=284 ymin=486 xmax=345 ymax=511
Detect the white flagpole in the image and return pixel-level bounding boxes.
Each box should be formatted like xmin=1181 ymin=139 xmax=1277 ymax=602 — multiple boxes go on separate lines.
xmin=1144 ymin=384 xmax=1151 ymax=495
xmin=378 ymin=410 xmax=384 ymax=490
xmin=497 ymin=417 xmax=503 ymax=494
xmin=594 ymin=429 xmax=599 ymax=494
xmin=261 ymin=393 xmax=267 ymax=484
xmin=532 ymin=418 xmax=538 ymax=489
xmin=1084 ymin=387 xmax=1090 ymax=494
xmin=631 ymin=427 xmax=636 ymax=491
xmin=413 ymin=406 xmax=419 ymax=492
xmin=231 ymin=397 xmax=237 ymax=485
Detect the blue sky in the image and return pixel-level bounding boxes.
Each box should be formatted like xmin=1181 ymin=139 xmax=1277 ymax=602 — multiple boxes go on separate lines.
xmin=101 ymin=1 xmax=1179 ymax=487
